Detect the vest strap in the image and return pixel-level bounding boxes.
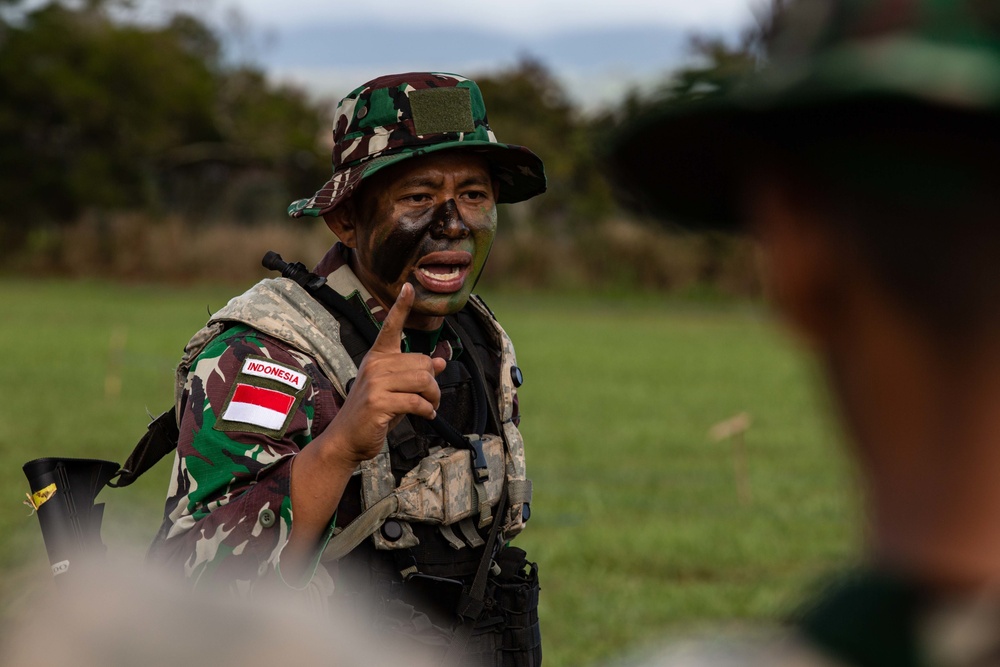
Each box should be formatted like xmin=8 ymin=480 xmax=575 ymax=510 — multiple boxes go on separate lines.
xmin=108 ymin=408 xmax=178 ymax=488
xmin=457 ymin=517 xmax=485 ymax=548
xmin=508 ymin=479 xmax=533 ymax=506
xmin=438 ymin=523 xmax=466 ymax=551
xmin=321 ymin=494 xmax=398 ymax=562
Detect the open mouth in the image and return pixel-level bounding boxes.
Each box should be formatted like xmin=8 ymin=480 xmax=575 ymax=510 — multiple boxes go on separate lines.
xmin=413 ymin=250 xmax=473 ymax=293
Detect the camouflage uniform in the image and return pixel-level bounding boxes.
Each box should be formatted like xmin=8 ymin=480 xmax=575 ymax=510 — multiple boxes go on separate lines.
xmin=149 ymin=243 xmax=525 ymax=590
xmin=150 ymin=72 xmax=545 ymax=666
xmin=608 ymin=0 xmax=1000 ymax=665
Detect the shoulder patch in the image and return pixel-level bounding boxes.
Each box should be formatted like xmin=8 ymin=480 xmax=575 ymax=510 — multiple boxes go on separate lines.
xmin=214 ymin=355 xmax=311 ymax=438
xmin=240 ymin=356 xmax=308 ymax=390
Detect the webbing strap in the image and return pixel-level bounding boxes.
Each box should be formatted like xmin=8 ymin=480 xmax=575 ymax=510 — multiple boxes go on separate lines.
xmin=445 ymin=482 xmax=509 ymax=666
xmin=438 ymin=523 xmax=466 ymax=551
xmin=508 ymin=479 xmax=533 ymax=506
xmin=474 ymin=480 xmax=493 ymax=528
xmin=108 ymin=408 xmax=178 ymax=488
xmin=321 ymin=495 xmax=398 ymax=562
xmin=457 ymin=517 xmax=485 ymax=548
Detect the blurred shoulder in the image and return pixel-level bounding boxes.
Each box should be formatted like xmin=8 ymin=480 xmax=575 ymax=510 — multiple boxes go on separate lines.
xmin=626 ymin=634 xmax=847 ymax=667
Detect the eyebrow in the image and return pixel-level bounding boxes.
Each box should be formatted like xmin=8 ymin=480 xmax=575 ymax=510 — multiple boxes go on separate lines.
xmin=398 ymin=175 xmax=442 ymax=189
xmin=396 ymin=174 xmax=492 ymax=190
xmin=458 ymin=175 xmax=492 ymax=188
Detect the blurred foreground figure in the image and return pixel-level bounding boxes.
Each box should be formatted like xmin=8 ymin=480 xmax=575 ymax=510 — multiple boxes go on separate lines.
xmin=1 ymin=561 xmax=436 ymax=667
xmin=610 ymin=0 xmax=1000 ymax=665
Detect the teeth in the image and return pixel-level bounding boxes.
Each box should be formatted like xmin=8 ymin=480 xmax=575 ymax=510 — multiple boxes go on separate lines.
xmin=419 ymin=266 xmax=461 ymax=281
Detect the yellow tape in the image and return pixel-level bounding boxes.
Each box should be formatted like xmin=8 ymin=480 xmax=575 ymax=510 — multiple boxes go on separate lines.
xmin=30 ymin=483 xmax=57 ymax=510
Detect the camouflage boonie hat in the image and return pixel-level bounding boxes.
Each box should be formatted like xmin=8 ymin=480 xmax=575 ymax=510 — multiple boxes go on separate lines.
xmin=607 ymin=0 xmax=1000 ymax=228
xmin=289 ymin=72 xmax=546 ymax=218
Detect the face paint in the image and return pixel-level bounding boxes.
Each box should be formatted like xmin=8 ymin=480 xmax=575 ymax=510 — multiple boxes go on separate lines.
xmin=350 ymin=152 xmax=499 ymax=329
xmin=370 ymin=205 xmax=437 ymax=285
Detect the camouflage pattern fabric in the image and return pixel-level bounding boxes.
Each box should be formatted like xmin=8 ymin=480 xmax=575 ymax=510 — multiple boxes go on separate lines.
xmin=148 ymin=243 xmax=523 ymax=600
xmin=288 ymin=72 xmax=546 ymax=218
xmin=147 ymin=321 xmax=339 ymax=593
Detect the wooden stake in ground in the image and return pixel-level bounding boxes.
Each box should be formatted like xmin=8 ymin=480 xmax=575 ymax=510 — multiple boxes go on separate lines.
xmin=105 ymin=326 xmax=128 ymax=400
xmin=709 ymin=412 xmax=753 ymax=505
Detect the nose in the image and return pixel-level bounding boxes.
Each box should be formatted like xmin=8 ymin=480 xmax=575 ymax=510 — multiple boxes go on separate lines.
xmin=431 ymin=199 xmax=470 ymax=239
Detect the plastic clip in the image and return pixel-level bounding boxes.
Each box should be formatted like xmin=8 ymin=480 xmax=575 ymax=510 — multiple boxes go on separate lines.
xmin=467 ymin=436 xmax=489 ymax=483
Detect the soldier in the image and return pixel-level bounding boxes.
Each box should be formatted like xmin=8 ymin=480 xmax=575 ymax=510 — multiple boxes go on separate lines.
xmin=609 ymin=0 xmax=1000 ymax=664
xmin=147 ymin=72 xmax=545 ymax=666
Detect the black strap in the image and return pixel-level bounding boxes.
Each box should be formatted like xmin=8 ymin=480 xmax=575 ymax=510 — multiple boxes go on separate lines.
xmin=108 ymin=408 xmax=178 ymax=488
xmin=445 ymin=482 xmax=509 ymax=666
xmin=442 ymin=309 xmax=515 ymax=664
xmin=447 ymin=311 xmax=496 ymax=435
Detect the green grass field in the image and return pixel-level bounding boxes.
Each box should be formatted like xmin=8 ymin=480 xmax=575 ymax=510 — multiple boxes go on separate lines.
xmin=0 ymin=279 xmax=860 ymax=666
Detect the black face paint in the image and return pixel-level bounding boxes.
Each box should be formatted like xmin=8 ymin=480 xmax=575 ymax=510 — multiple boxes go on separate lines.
xmin=438 ymin=198 xmax=458 ymax=228
xmin=370 ymin=208 xmax=432 ymax=284
xmin=370 ymin=199 xmax=458 ymax=284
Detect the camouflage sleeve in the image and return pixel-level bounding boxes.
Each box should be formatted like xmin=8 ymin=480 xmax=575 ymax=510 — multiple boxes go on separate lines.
xmin=148 ymin=324 xmax=342 ymax=592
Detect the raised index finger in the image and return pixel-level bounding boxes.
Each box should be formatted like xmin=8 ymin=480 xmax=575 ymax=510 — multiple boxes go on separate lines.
xmin=370 ymin=283 xmax=414 ymax=354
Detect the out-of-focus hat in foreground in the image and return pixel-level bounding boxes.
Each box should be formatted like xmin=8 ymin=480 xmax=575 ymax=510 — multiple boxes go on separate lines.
xmin=606 ymin=0 xmax=1000 ymax=228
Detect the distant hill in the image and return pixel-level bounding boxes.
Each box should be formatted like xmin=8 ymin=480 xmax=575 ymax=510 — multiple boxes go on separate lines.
xmin=239 ymin=23 xmax=709 ymax=110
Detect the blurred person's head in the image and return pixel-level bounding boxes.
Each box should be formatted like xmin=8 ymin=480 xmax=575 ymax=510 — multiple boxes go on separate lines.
xmin=1 ymin=561 xmax=438 ymax=667
xmin=609 ymin=0 xmax=1000 ymax=585
xmin=287 ymin=72 xmax=546 ymax=325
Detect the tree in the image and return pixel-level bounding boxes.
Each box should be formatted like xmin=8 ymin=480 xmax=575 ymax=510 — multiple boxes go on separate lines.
xmin=476 ymin=58 xmax=616 ymax=234
xmin=0 ymin=1 xmax=328 ymax=252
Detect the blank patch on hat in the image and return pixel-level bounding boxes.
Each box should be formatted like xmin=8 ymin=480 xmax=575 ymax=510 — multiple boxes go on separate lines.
xmin=410 ymin=87 xmax=474 ymax=136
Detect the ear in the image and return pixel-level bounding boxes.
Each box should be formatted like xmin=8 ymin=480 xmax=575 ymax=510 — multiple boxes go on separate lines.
xmin=748 ymin=177 xmax=846 ymax=349
xmin=323 ymin=202 xmax=358 ymax=248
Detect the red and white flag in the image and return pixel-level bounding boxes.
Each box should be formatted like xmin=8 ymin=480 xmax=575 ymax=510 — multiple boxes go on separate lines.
xmin=222 ymin=383 xmax=295 ymax=430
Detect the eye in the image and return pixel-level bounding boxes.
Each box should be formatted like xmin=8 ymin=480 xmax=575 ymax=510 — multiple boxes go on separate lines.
xmin=461 ymin=189 xmax=490 ymax=202
xmin=402 ymin=192 xmax=432 ymax=204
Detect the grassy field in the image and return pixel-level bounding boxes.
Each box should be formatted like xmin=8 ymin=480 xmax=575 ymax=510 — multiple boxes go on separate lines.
xmin=0 ymin=279 xmax=860 ymax=666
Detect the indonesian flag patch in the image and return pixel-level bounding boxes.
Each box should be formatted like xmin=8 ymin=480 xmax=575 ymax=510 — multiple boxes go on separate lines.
xmin=214 ymin=355 xmax=310 ymax=437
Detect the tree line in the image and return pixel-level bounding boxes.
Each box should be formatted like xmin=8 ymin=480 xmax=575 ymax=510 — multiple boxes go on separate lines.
xmin=0 ymin=0 xmax=779 ymax=291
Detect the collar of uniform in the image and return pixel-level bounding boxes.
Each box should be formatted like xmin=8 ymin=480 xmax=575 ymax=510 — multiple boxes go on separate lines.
xmin=313 ymin=242 xmax=464 ymax=360
xmin=314 ymin=243 xmax=388 ymax=325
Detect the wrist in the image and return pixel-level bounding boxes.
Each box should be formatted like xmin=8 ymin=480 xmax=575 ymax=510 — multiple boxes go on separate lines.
xmin=311 ymin=427 xmax=367 ymax=472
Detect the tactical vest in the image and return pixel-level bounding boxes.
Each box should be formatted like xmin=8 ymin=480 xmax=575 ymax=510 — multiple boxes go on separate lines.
xmin=174 ymin=277 xmax=532 ymax=576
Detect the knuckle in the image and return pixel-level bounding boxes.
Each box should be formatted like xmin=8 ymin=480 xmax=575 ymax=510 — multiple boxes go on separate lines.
xmin=407 ymin=395 xmax=426 ymax=413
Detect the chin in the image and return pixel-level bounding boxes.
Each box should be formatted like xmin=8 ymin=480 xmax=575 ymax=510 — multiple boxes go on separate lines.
xmin=413 ymin=290 xmax=472 ymax=317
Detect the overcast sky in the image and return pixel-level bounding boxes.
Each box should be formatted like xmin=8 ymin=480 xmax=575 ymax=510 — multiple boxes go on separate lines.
xmin=200 ymin=0 xmax=756 ymax=34
xmin=200 ymin=0 xmax=759 ymax=108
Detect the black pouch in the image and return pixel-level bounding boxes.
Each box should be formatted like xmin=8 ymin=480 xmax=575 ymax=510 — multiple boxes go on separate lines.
xmin=468 ymin=546 xmax=543 ymax=667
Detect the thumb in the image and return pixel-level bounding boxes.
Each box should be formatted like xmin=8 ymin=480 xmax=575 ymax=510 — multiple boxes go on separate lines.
xmin=371 ymin=283 xmax=414 ymax=354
